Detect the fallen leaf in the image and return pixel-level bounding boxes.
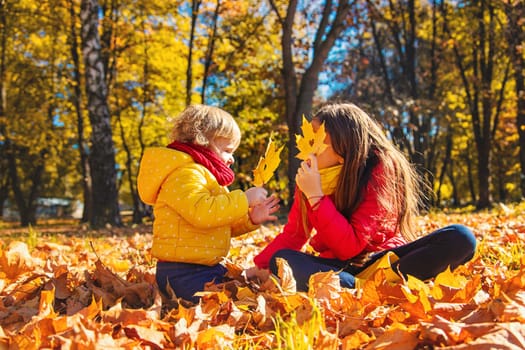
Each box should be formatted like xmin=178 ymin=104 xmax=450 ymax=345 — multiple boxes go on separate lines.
xmin=308 ymin=270 xmax=343 ymax=310
xmin=124 ymin=325 xmax=166 ymax=349
xmin=364 ymin=323 xmax=419 ymax=350
xmin=0 ymin=242 xmax=37 ymax=279
xmin=275 ymin=257 xmax=297 ymax=294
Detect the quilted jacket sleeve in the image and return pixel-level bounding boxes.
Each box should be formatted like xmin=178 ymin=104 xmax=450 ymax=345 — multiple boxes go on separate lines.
xmin=230 ymin=214 xmax=260 ymax=237
xmin=253 ymin=190 xmax=308 ymax=269
xmin=158 ymin=164 xmax=249 ymax=229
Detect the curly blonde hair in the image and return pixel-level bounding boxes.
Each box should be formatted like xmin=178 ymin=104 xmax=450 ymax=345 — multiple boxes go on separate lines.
xmin=170 ymin=104 xmax=241 ymax=147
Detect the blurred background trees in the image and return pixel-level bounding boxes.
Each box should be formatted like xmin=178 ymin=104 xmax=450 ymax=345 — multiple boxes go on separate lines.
xmin=0 ymin=0 xmax=523 ymax=227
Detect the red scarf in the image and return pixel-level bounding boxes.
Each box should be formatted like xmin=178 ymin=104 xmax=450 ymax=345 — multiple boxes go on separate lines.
xmin=167 ymin=141 xmax=235 ymax=186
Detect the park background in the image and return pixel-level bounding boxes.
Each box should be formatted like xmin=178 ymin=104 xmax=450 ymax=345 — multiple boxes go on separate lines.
xmin=0 ymin=0 xmax=524 ymax=228
xmin=0 ymin=1 xmax=524 ymax=348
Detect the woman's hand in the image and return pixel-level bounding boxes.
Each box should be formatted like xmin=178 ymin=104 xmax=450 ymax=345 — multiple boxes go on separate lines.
xmin=249 ymin=194 xmax=280 ymax=224
xmin=295 ymin=154 xmax=323 ymax=200
xmin=245 ymin=186 xmax=268 ymax=207
xmin=244 ymin=266 xmax=271 ymax=282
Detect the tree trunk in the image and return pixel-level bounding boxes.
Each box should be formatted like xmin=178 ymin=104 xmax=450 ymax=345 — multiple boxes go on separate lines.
xmin=201 ymin=0 xmax=220 ymax=104
xmin=269 ymin=0 xmax=352 ymax=205
xmin=367 ymin=0 xmax=442 ymax=210
xmin=99 ymin=0 xmax=117 ymax=87
xmin=80 ymin=0 xmax=121 ymax=228
xmin=435 ymin=131 xmax=452 ymax=206
xmin=475 ymin=2 xmax=495 ymax=209
xmin=6 ymin=147 xmax=44 ymax=226
xmin=186 ymin=0 xmax=201 ymax=106
xmin=132 ymin=12 xmax=151 ymax=223
xmin=476 ymin=140 xmax=491 ymax=208
xmin=0 ymin=1 xmax=41 ymax=226
xmin=443 ymin=2 xmax=501 ymax=209
xmin=0 ymin=172 xmax=8 ymax=217
xmin=505 ymin=1 xmax=525 ymax=198
xmin=465 ymin=142 xmax=476 ymax=204
xmin=495 ymin=144 xmax=506 ymax=202
xmin=0 ymin=1 xmax=7 ymax=219
xmin=447 ymin=161 xmax=459 ymax=206
xmin=68 ymin=0 xmax=93 ymax=223
xmin=116 ymin=100 xmax=144 ymax=224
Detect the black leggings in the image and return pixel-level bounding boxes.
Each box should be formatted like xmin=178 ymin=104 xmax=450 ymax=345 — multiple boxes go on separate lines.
xmin=269 ymin=224 xmax=477 ymax=291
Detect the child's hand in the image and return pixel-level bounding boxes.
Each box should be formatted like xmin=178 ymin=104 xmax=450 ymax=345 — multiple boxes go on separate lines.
xmin=245 ymin=187 xmax=268 ymax=207
xmin=249 ymin=194 xmax=280 ymax=224
xmin=295 ymin=154 xmax=323 ymax=199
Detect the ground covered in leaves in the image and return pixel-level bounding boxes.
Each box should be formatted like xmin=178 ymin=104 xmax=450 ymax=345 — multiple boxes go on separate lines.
xmin=0 ymin=204 xmax=524 ymax=349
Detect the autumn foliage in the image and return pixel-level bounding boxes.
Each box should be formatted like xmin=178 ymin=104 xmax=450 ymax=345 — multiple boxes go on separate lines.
xmin=1 ymin=206 xmax=524 ymax=349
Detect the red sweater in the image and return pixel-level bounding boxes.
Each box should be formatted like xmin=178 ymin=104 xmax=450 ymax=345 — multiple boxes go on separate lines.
xmin=254 ymin=165 xmax=407 ymax=269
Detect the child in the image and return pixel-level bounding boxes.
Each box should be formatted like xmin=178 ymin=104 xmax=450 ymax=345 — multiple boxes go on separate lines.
xmin=248 ymin=102 xmax=476 ymax=291
xmin=138 ymin=104 xmax=279 ymax=302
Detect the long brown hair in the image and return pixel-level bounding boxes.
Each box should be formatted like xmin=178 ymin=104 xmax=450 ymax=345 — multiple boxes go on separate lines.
xmin=311 ymin=103 xmax=425 ymax=241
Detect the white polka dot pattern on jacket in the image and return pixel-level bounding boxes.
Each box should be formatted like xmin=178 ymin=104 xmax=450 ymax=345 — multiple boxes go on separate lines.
xmin=137 ymin=147 xmax=260 ymax=265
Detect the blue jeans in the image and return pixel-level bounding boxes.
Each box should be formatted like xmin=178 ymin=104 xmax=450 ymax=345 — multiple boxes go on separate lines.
xmin=269 ymin=224 xmax=477 ymax=291
xmin=156 ymin=261 xmax=227 ymax=303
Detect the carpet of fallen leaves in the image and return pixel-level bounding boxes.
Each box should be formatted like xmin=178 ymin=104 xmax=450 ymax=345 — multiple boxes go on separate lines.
xmin=0 ymin=204 xmax=524 ymax=349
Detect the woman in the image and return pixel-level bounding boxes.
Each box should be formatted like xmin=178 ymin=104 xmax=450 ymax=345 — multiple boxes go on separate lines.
xmin=248 ymin=102 xmax=476 ymax=291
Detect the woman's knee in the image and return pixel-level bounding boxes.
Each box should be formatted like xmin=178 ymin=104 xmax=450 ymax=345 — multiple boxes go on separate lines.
xmin=444 ymin=224 xmax=477 ymax=259
xmin=449 ymin=224 xmax=476 ymax=247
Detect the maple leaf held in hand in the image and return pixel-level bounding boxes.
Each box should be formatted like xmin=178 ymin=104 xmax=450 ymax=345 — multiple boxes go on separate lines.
xmin=295 ymin=115 xmax=328 ymax=160
xmin=253 ymin=136 xmax=284 ymax=186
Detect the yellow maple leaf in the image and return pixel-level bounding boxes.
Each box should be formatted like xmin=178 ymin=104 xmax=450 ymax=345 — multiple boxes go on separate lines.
xmin=401 ymin=275 xmax=432 ymax=313
xmin=253 ymin=136 xmax=283 ymax=186
xmin=295 ymin=115 xmax=328 ymax=160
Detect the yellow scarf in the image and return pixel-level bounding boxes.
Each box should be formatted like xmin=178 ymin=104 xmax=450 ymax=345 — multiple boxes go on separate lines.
xmin=301 ymin=164 xmax=342 ymax=238
xmin=319 ymin=165 xmax=342 ymax=196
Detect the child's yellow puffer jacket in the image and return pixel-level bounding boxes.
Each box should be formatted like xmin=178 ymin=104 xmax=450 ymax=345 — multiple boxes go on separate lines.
xmin=137 ymin=147 xmax=258 ymax=265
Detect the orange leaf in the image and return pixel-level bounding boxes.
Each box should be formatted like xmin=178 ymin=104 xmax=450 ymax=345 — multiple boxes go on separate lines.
xmin=315 ymin=327 xmax=340 ymax=350
xmin=0 ymin=242 xmax=36 ymax=279
xmin=235 ymin=286 xmax=256 ymax=301
xmin=502 ymin=266 xmax=525 ymax=295
xmin=365 ymin=322 xmax=420 ymax=350
xmin=38 ymin=287 xmax=56 ymax=317
xmin=308 ymin=270 xmax=343 ymax=310
xmin=251 ymin=294 xmax=269 ymax=329
xmin=196 ymin=324 xmax=235 ymax=348
xmin=359 ymin=277 xmax=382 ymax=306
xmin=124 ymin=325 xmax=167 ymax=348
xmin=78 ymin=296 xmax=103 ymax=321
xmin=434 ymin=266 xmax=467 ymax=289
xmin=275 ymin=257 xmax=297 ymax=293
xmin=277 ymin=294 xmax=308 ymax=313
xmin=4 ymin=274 xmax=45 ymax=306
xmin=341 ymin=329 xmax=373 ymax=350
xmin=459 ymin=322 xmax=525 ymax=348
xmin=400 ymin=276 xmax=432 ymax=318
xmin=432 ymin=269 xmax=481 ymax=302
